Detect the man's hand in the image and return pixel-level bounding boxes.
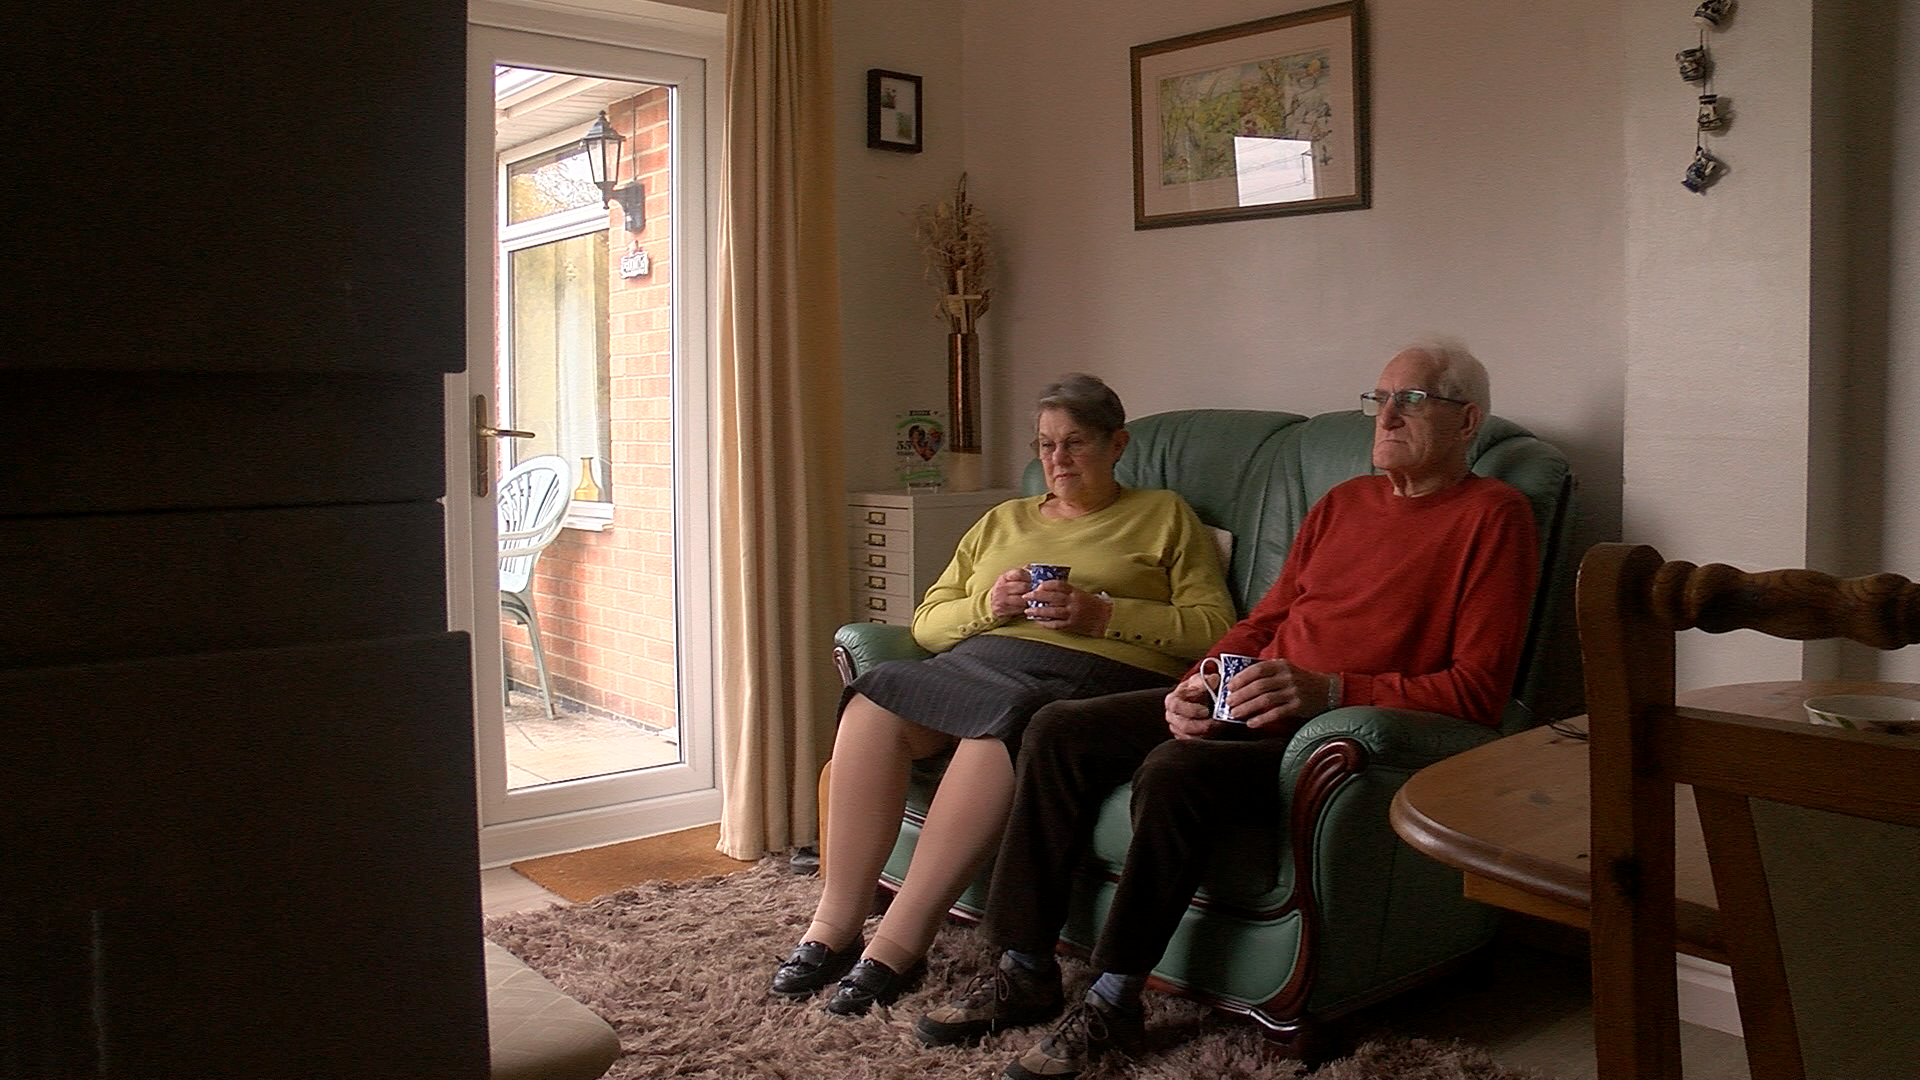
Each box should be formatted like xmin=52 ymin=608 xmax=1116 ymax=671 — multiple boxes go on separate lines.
xmin=987 ymin=567 xmax=1034 ymax=620
xmin=1023 ymin=580 xmax=1113 ymax=637
xmin=1228 ymin=658 xmax=1333 ymax=732
xmin=1164 ymin=675 xmax=1218 ymax=741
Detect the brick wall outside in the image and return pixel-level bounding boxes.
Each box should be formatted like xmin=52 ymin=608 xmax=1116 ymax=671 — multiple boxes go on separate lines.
xmin=504 ymin=86 xmax=677 ymax=733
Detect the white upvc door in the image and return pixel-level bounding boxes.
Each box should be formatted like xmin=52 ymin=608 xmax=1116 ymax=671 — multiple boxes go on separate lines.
xmin=450 ymin=5 xmax=723 ymax=865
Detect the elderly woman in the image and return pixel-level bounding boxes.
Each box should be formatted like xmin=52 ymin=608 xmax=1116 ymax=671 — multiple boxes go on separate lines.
xmin=770 ymin=374 xmax=1235 ymax=1015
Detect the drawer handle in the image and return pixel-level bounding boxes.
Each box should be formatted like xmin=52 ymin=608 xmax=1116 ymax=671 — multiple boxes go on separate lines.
xmin=867 ymin=553 xmax=888 ymax=568
xmin=866 ymin=597 xmax=888 ymax=611
xmin=866 ymin=532 xmax=887 ymax=547
xmin=866 ymin=511 xmax=887 ymax=525
xmin=866 ymin=575 xmax=886 ymax=589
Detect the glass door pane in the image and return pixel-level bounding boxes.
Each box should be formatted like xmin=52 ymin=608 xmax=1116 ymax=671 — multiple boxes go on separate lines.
xmin=496 ymin=71 xmax=677 ymax=793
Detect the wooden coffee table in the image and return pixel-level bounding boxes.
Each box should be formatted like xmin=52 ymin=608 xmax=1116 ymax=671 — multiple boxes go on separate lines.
xmin=1389 ymin=679 xmax=1920 ymax=964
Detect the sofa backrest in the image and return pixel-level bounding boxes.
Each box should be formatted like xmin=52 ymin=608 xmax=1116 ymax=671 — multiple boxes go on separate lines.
xmin=1023 ymin=408 xmax=1577 ymax=727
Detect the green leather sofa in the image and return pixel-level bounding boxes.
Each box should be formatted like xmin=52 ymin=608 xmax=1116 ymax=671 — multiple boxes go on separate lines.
xmin=829 ymin=408 xmax=1576 ymax=1056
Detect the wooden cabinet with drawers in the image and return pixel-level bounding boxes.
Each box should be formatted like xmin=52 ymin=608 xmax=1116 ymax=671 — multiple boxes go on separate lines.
xmin=848 ymin=488 xmax=1016 ymax=626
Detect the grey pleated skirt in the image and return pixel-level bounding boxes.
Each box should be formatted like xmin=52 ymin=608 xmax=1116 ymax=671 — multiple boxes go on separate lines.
xmin=845 ymin=635 xmax=1173 ymax=753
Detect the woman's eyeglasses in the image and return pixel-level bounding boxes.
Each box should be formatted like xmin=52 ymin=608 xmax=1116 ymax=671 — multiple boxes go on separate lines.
xmin=1030 ymin=436 xmax=1103 ymax=459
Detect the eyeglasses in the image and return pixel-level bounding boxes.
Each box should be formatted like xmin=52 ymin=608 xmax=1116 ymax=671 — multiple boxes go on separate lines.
xmin=1359 ymin=389 xmax=1471 ymax=416
xmin=1030 ymin=436 xmax=1104 ymax=459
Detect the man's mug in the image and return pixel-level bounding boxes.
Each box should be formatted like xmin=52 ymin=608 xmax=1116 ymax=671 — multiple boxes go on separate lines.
xmin=1026 ymin=563 xmax=1071 ymax=610
xmin=1198 ymin=653 xmax=1258 ymax=723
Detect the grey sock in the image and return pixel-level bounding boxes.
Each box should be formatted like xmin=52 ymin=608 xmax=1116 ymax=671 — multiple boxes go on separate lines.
xmin=1088 ymin=971 xmax=1145 ymax=1013
xmin=1002 ymin=949 xmax=1058 ymax=975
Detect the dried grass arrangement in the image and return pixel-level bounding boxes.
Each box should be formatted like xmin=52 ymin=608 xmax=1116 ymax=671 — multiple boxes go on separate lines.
xmin=913 ymin=172 xmax=993 ymax=335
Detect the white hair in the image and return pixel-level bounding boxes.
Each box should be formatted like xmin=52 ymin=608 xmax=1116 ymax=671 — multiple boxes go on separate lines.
xmin=1400 ymin=337 xmax=1490 ymax=414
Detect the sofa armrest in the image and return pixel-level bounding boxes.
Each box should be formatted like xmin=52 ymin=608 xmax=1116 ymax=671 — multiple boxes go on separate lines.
xmin=1280 ymin=706 xmax=1503 ymax=793
xmin=831 ymin=623 xmax=933 ymax=685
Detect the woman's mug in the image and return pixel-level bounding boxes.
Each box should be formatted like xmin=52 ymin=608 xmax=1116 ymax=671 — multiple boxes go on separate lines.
xmin=1025 ymin=563 xmax=1071 ymax=611
xmin=1198 ymin=653 xmax=1258 ymax=723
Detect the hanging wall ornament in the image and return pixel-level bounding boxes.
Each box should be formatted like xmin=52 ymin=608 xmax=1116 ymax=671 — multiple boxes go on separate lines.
xmin=1696 ymin=93 xmax=1730 ymax=132
xmin=1692 ymin=0 xmax=1734 ymax=28
xmin=1676 ymin=46 xmax=1710 ymax=83
xmin=1682 ymin=146 xmax=1724 ymax=193
xmin=1677 ymin=0 xmax=1731 ymax=195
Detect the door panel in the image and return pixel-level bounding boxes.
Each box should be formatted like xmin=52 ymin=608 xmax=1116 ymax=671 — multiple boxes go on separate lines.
xmin=3 ymin=1 xmax=483 ymax=1071
xmin=2 ymin=637 xmax=485 ymax=1076
xmin=0 ymin=373 xmax=446 ymax=516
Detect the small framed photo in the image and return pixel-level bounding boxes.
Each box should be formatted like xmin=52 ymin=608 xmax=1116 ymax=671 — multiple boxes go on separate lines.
xmin=867 ymin=69 xmax=923 ymax=153
xmin=1131 ymin=1 xmax=1369 ymax=229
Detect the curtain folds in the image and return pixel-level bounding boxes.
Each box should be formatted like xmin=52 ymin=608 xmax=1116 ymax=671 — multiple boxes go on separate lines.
xmin=714 ymin=0 xmax=846 ymax=859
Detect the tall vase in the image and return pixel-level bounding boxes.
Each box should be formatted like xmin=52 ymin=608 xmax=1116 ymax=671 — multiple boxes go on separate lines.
xmin=947 ymin=330 xmax=982 ymax=492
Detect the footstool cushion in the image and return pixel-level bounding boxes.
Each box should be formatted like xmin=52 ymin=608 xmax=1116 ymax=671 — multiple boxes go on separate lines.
xmin=485 ymin=941 xmax=620 ymax=1080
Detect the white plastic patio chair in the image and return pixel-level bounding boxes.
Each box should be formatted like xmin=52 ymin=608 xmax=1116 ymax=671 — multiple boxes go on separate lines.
xmin=498 ymin=454 xmax=573 ymax=719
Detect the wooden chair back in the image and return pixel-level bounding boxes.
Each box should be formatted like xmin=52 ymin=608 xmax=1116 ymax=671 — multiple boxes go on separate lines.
xmin=1577 ymin=542 xmax=1920 ymax=1080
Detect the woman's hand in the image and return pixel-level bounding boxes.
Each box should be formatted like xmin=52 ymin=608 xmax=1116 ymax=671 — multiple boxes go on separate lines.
xmin=1023 ymin=580 xmax=1113 ymax=637
xmin=987 ymin=567 xmax=1034 ymax=621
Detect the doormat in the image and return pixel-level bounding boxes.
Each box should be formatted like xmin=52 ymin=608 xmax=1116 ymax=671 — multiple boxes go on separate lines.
xmin=510 ymin=822 xmax=753 ymax=902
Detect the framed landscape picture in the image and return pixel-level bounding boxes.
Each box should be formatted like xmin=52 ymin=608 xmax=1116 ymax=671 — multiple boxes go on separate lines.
xmin=1131 ymin=2 xmax=1369 ymax=229
xmin=867 ymin=69 xmax=923 ymax=153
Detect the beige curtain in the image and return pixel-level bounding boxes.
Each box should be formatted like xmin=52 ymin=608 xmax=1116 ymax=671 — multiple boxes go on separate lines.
xmin=714 ymin=0 xmax=846 ymax=859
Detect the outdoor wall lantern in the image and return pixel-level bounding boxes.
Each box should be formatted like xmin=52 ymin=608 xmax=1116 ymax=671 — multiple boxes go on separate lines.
xmin=579 ymin=110 xmax=646 ymax=233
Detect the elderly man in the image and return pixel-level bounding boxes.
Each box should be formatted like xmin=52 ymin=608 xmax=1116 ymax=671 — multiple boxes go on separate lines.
xmin=913 ymin=342 xmax=1541 ymax=1080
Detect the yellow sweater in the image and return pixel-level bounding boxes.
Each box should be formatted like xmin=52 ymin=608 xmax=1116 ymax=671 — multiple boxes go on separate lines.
xmin=911 ymin=488 xmax=1235 ymax=678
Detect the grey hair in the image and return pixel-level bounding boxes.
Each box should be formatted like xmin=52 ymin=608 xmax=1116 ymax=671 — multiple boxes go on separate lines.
xmin=1402 ymin=338 xmax=1491 ymax=414
xmin=1036 ymin=372 xmax=1126 ymax=435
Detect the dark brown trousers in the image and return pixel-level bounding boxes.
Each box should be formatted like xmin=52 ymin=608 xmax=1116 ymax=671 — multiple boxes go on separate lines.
xmin=977 ymin=687 xmax=1291 ymax=974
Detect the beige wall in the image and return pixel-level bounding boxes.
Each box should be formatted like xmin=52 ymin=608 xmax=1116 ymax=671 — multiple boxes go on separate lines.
xmin=831 ymin=0 xmax=969 ymax=492
xmin=830 ymin=0 xmax=1920 ymax=688
xmin=1621 ymin=0 xmax=1814 ymax=688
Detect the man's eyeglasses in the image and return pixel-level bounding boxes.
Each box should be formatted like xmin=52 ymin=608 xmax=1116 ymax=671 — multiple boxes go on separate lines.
xmin=1359 ymin=389 xmax=1471 ymax=416
xmin=1030 ymin=436 xmax=1103 ymax=459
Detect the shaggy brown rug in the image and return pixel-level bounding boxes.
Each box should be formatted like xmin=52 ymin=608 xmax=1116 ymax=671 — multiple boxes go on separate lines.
xmin=485 ymin=858 xmax=1557 ymax=1080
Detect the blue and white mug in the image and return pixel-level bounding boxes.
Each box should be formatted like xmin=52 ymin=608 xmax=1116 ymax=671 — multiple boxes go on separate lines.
xmin=1026 ymin=563 xmax=1071 ymax=611
xmin=1198 ymin=652 xmax=1259 ymax=723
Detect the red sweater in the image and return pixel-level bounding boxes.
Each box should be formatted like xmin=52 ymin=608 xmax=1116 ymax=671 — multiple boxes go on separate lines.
xmin=1198 ymin=474 xmax=1539 ymax=728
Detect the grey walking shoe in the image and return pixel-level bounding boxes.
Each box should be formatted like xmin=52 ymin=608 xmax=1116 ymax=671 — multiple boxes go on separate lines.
xmin=1002 ymin=993 xmax=1143 ymax=1079
xmin=915 ymin=956 xmax=1066 ymax=1047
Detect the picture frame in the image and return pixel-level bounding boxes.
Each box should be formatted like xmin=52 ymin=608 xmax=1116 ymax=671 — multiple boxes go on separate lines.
xmin=1130 ymin=1 xmax=1369 ymax=229
xmin=867 ymin=69 xmax=923 ymax=153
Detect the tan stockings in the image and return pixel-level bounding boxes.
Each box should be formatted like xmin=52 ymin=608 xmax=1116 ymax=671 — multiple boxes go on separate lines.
xmin=803 ymin=693 xmax=1016 ymax=974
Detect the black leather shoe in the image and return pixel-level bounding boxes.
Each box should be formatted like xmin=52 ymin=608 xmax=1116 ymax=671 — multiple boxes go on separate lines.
xmin=769 ymin=939 xmax=861 ymax=999
xmin=823 ymin=957 xmax=925 ymax=1016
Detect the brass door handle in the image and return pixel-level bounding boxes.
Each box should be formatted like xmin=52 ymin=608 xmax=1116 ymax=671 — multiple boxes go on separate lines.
xmin=472 ymin=394 xmax=535 ymax=497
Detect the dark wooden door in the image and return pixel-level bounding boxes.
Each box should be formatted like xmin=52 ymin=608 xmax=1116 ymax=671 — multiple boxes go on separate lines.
xmin=1 ymin=3 xmax=487 ymax=1076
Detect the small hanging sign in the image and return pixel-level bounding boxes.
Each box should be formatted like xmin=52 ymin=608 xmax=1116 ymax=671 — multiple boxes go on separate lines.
xmin=620 ymin=249 xmax=651 ymax=279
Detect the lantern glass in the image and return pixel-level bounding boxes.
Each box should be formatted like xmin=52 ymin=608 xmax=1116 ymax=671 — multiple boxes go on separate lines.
xmin=579 ymin=110 xmax=625 ymax=197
